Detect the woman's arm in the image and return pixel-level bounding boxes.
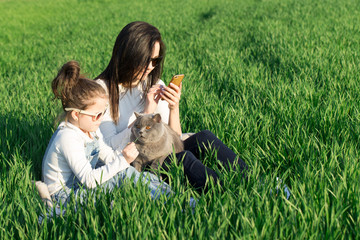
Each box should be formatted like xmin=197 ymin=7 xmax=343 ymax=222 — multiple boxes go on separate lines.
xmin=143 ymin=81 xmax=181 ymax=135
xmin=168 ymin=106 xmax=182 ymax=136
xmin=160 ymin=83 xmax=182 ymax=136
xmin=143 ymin=84 xmax=163 ymax=114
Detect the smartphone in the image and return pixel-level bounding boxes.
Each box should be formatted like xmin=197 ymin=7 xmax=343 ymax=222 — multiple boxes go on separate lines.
xmin=168 ymin=74 xmax=184 ymax=87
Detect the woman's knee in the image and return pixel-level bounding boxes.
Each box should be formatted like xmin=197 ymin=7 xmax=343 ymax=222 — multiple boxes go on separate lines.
xmin=177 ymin=150 xmax=196 ymax=161
xmin=178 ymin=150 xmax=203 ymax=170
xmin=197 ymin=130 xmax=216 ymax=140
xmin=191 ymin=130 xmax=219 ymax=150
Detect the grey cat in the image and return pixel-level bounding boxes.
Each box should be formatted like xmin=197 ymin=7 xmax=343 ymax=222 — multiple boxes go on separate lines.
xmin=130 ymin=112 xmax=184 ymax=172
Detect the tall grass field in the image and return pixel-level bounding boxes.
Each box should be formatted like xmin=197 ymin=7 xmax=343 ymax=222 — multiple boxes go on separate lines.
xmin=1 ymin=0 xmax=360 ymax=238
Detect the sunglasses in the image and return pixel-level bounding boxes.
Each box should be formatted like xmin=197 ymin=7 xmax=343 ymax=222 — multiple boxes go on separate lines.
xmin=65 ymin=104 xmax=108 ymax=121
xmin=149 ymin=56 xmax=163 ymax=67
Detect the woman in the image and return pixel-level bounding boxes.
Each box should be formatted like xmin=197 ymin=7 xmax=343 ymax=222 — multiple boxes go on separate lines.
xmin=95 ymin=21 xmax=248 ymax=193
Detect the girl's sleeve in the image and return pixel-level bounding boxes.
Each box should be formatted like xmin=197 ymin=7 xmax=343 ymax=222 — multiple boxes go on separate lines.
xmin=96 ymin=129 xmax=128 ymax=165
xmin=60 ymin=132 xmax=130 ymax=189
xmin=99 ymin=119 xmax=132 ymax=150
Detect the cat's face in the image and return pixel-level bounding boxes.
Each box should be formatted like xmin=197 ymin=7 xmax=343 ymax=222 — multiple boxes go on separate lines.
xmin=131 ymin=113 xmax=165 ymax=143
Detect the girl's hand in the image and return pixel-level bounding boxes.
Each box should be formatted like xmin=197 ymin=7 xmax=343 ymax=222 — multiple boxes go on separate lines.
xmin=144 ymin=84 xmax=162 ymax=114
xmin=161 ymin=83 xmax=182 ymax=110
xmin=122 ymin=142 xmax=139 ymax=164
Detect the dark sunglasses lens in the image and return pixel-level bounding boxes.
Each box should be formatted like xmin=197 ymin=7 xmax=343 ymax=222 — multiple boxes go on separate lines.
xmin=151 ymin=57 xmax=162 ymax=66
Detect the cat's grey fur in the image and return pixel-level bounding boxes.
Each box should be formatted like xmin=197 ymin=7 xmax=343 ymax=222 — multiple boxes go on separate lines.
xmin=130 ymin=112 xmax=184 ymax=172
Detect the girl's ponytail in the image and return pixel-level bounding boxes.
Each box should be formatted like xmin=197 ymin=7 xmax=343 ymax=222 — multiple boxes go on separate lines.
xmin=52 ymin=61 xmax=81 ymax=108
xmin=51 ymin=61 xmax=106 ymax=115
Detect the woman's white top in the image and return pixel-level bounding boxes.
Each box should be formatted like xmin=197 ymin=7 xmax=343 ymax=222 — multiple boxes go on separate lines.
xmin=42 ymin=121 xmax=130 ymax=195
xmin=96 ymin=79 xmax=170 ymax=150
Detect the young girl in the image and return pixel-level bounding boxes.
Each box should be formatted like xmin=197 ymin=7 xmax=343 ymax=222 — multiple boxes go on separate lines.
xmin=42 ymin=60 xmax=172 ymax=207
xmin=95 ymin=21 xmax=249 ymax=193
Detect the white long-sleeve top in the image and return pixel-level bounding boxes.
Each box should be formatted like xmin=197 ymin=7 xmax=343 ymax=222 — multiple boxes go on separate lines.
xmin=42 ymin=121 xmax=130 ymax=195
xmin=96 ymin=79 xmax=170 ymax=150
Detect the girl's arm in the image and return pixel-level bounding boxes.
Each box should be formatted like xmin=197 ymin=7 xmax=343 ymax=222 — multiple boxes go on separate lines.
xmin=99 ymin=120 xmax=133 ymax=150
xmin=61 ymin=132 xmax=130 ymax=189
xmin=97 ymin=129 xmax=137 ymax=165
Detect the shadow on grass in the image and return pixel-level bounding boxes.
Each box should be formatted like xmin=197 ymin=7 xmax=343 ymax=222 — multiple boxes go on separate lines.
xmin=200 ymin=8 xmax=217 ymax=22
xmin=0 ymin=113 xmax=55 ymax=180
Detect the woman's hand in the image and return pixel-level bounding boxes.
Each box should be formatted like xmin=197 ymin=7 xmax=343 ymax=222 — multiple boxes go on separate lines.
xmin=121 ymin=142 xmax=139 ymax=164
xmin=161 ymin=83 xmax=182 ymax=110
xmin=144 ymin=84 xmax=162 ymax=114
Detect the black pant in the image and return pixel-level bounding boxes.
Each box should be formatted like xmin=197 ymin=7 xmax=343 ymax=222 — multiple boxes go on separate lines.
xmin=162 ymin=130 xmax=248 ymax=193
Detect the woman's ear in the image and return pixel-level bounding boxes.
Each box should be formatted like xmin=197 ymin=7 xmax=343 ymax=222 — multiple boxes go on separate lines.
xmin=71 ymin=111 xmax=79 ymax=121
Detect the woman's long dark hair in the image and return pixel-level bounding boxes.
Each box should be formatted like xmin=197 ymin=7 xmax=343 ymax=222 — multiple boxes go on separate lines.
xmin=96 ymin=21 xmax=165 ymax=124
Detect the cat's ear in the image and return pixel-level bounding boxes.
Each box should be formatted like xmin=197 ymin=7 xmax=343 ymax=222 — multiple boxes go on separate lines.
xmin=134 ymin=112 xmax=141 ymax=118
xmin=152 ymin=114 xmax=162 ymax=123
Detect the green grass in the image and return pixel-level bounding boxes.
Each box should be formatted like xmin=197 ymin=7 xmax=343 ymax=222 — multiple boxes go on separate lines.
xmin=1 ymin=0 xmax=360 ymax=238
